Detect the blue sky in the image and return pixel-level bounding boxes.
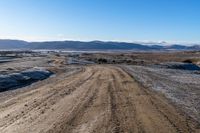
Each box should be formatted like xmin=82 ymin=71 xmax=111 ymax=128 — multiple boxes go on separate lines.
xmin=0 ymin=0 xmax=199 ymax=43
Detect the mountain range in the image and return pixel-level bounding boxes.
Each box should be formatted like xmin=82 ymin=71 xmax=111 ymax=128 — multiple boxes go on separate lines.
xmin=0 ymin=39 xmax=199 ymax=51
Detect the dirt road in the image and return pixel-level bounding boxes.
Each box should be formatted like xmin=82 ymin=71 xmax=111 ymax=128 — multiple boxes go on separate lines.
xmin=0 ymin=65 xmax=199 ymax=133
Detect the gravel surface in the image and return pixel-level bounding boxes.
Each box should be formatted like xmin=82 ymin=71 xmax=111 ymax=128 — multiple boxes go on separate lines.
xmin=123 ymin=65 xmax=200 ymax=123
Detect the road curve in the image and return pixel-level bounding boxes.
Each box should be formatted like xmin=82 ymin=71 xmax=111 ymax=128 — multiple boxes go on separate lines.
xmin=0 ymin=65 xmax=199 ymax=133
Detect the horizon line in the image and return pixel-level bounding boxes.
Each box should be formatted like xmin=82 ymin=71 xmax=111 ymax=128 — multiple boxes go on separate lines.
xmin=0 ymin=38 xmax=200 ymax=46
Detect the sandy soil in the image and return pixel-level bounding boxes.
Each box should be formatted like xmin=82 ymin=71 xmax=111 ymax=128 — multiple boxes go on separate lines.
xmin=0 ymin=65 xmax=199 ymax=133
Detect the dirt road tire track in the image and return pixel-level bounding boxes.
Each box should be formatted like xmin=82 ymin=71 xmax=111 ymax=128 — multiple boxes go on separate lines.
xmin=0 ymin=65 xmax=199 ymax=133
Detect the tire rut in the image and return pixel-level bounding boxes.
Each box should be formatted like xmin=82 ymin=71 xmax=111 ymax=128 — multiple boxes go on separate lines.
xmin=46 ymin=70 xmax=102 ymax=133
xmin=107 ymin=81 xmax=123 ymax=133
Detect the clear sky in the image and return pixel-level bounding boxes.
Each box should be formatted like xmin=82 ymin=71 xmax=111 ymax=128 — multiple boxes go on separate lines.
xmin=0 ymin=0 xmax=199 ymax=43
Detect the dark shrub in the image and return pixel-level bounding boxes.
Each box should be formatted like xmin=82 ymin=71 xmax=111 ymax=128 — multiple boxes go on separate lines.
xmin=98 ymin=58 xmax=107 ymax=63
xmin=183 ymin=59 xmax=193 ymax=63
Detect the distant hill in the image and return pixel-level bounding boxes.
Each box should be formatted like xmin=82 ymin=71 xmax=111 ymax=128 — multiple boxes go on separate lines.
xmin=0 ymin=39 xmax=199 ymax=51
xmin=29 ymin=41 xmax=153 ymax=50
xmin=0 ymin=39 xmax=28 ymax=49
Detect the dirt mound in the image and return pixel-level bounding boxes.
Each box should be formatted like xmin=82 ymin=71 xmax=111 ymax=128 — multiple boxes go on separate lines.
xmin=0 ymin=68 xmax=52 ymax=92
xmin=157 ymin=62 xmax=200 ymax=71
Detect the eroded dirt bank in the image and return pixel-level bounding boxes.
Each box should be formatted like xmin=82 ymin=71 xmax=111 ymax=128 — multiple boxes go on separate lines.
xmin=0 ymin=65 xmax=199 ymax=133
